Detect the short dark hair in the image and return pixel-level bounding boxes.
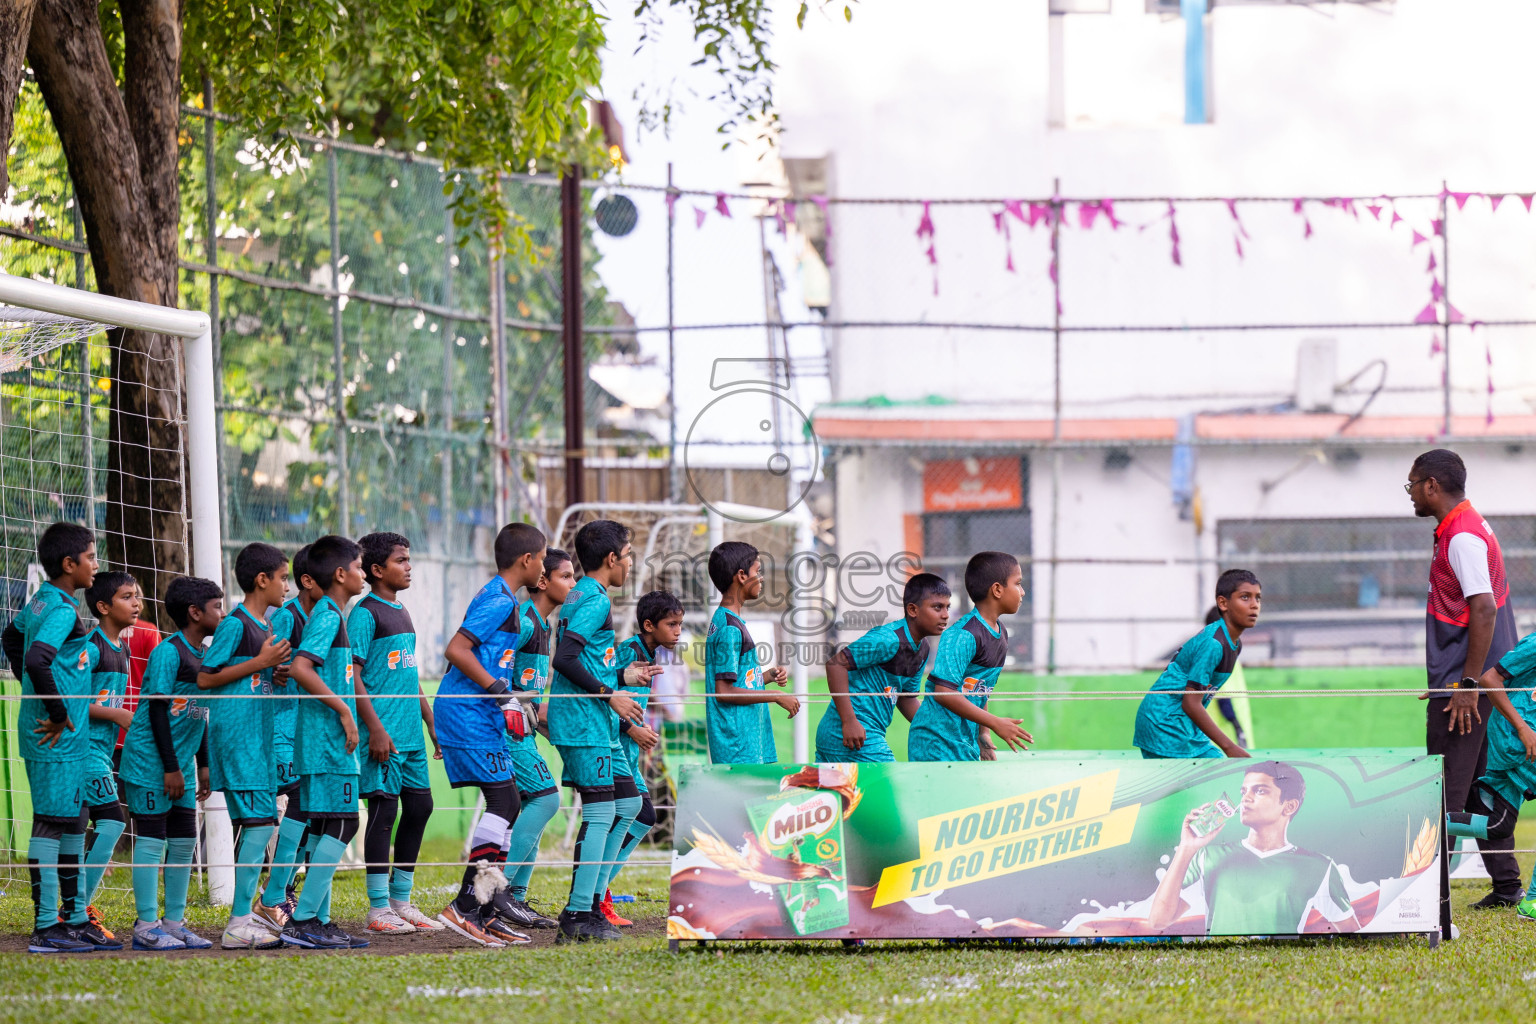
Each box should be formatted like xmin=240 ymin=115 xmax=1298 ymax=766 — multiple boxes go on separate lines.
xmin=1216 ymin=568 xmax=1260 ymax=600
xmin=307 ymin=535 xmax=361 ymax=589
xmin=292 ymin=543 xmax=314 ymax=588
xmin=903 ymin=572 xmax=951 ymax=610
xmin=494 ymin=523 xmax=546 ymax=571
xmin=543 ymin=547 xmax=572 ymax=577
xmin=359 ymin=531 xmax=410 ymax=583
xmin=86 ymin=571 xmax=138 ymax=618
xmin=574 ymin=519 xmax=631 ymax=573
xmin=234 ymin=542 xmax=288 ymax=593
xmin=1247 ymin=760 xmax=1305 ymax=809
xmin=38 ymin=522 xmax=95 ymax=579
xmin=708 ymin=541 xmax=759 ymax=594
xmin=165 ymin=576 xmax=223 ymax=629
xmin=636 ymin=589 xmax=685 ymax=632
xmin=1204 ymin=604 xmax=1222 ymax=626
xmin=964 ymin=551 xmax=1019 ymax=604
xmin=1412 ymin=448 xmax=1467 ymax=496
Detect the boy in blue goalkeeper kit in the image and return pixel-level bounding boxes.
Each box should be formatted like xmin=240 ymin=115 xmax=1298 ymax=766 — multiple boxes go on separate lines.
xmin=279 ymin=535 xmax=368 ymax=951
xmin=1445 ymin=630 xmax=1536 ymax=920
xmin=196 ymin=543 xmax=292 ymax=949
xmin=817 ymin=573 xmax=951 ymax=763
xmin=704 ymin=541 xmax=798 ymax=765
xmin=1133 ymin=569 xmax=1261 ymax=760
xmin=2 ymin=522 xmax=110 ymax=953
xmin=118 ymin=576 xmax=221 ymax=952
xmin=256 ymin=543 xmax=317 ymax=927
xmin=908 ymin=552 xmax=1033 ymax=762
xmin=598 ymin=590 xmax=677 ymax=928
xmin=432 ymin=522 xmax=548 ymax=948
xmin=351 ymin=531 xmax=443 ymax=935
xmin=499 ymin=548 xmax=576 ymax=930
xmin=79 ymin=572 xmax=142 ymax=943
xmin=548 ymin=519 xmax=650 ymax=943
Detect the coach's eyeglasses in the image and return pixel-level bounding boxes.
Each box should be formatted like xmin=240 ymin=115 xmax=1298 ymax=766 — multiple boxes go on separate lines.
xmin=1404 ymin=478 xmax=1424 ymax=495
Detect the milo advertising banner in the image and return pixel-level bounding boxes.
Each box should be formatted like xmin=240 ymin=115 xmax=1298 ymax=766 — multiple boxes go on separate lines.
xmin=667 ymin=755 xmax=1444 ymax=941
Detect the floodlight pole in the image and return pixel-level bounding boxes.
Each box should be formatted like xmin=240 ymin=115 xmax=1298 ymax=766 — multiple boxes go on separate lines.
xmin=562 ymin=166 xmax=586 ymax=511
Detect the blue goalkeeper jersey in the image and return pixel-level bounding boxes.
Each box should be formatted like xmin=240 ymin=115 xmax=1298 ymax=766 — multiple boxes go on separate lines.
xmin=434 ymin=575 xmax=522 ymax=749
xmin=906 ymin=610 xmax=1008 ymax=762
xmin=202 ymin=603 xmax=280 ymax=793
xmin=349 ymin=593 xmax=423 ymax=752
xmin=1132 ymin=618 xmax=1241 ymax=758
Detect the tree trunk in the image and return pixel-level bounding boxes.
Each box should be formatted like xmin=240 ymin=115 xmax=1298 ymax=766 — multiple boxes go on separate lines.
xmin=0 ymin=0 xmax=38 ymax=198
xmin=28 ymin=0 xmax=188 ymax=622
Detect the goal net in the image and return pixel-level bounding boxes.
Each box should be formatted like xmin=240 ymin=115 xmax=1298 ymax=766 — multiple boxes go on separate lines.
xmin=0 ymin=277 xmax=218 ymax=898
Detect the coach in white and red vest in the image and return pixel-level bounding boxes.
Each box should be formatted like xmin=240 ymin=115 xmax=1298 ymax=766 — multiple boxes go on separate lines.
xmin=1408 ymin=448 xmax=1522 ymax=907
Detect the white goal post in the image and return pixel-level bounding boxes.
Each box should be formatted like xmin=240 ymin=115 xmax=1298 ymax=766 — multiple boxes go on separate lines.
xmin=0 ymin=273 xmax=232 ymax=898
xmin=0 ymin=274 xmax=222 ymax=584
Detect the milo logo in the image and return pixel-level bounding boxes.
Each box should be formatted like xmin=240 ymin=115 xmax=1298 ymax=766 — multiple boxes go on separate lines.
xmin=764 ymin=791 xmax=840 ymax=847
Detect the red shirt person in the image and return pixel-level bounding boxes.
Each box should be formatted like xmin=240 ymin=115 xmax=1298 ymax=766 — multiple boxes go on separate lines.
xmin=1408 ymin=448 xmax=1522 ymax=906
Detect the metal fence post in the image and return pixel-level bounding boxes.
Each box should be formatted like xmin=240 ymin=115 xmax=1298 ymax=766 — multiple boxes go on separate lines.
xmin=70 ymin=192 xmax=95 ymax=532
xmin=667 ymin=162 xmax=678 ymax=502
xmin=202 ymin=81 xmax=229 ymax=577
xmin=1440 ymin=181 xmax=1452 ymax=437
xmin=440 ymin=199 xmax=456 ymax=672
xmin=327 ymin=132 xmax=351 ymax=534
xmin=1047 ymin=177 xmax=1062 ymax=675
xmin=489 ymin=242 xmax=509 ymax=528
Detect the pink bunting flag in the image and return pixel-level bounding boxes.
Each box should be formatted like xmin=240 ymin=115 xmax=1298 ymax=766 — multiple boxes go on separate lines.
xmin=1390 ymin=209 xmax=1404 ymax=228
xmin=1167 ymin=201 xmax=1182 ymax=267
xmin=1366 ymin=204 xmax=1383 ymax=220
xmin=665 ymin=190 xmax=679 ymax=217
xmin=1101 ymin=200 xmax=1121 ymax=229
xmin=994 ymin=208 xmax=1017 ymax=274
xmin=1004 ymin=200 xmax=1026 ymax=224
xmin=1523 ymin=194 xmax=1535 ymax=212
xmin=1292 ymin=198 xmax=1305 ymax=214
xmin=1429 ymin=333 xmax=1443 ymax=356
xmin=1427 ymin=253 xmax=1437 ymax=272
xmin=714 ymin=192 xmax=732 ymax=218
xmin=1450 ymin=192 xmax=1473 ymax=210
xmin=1414 ymin=302 xmax=1439 ymax=324
xmin=1489 ymin=194 xmax=1504 ymax=212
xmin=1027 ymin=202 xmax=1049 ymax=228
xmin=1446 ymin=303 xmax=1465 ymax=324
xmin=1225 ymin=198 xmax=1249 ymax=260
xmin=1430 ymin=278 xmax=1444 ymax=302
xmin=915 ymin=201 xmax=938 ymax=295
xmin=1411 ymin=229 xmax=1427 ymax=248
xmin=1431 ymin=219 xmax=1443 ymax=237
xmin=693 ymin=206 xmax=707 ymax=228
xmin=1078 ymin=202 xmax=1101 ymax=230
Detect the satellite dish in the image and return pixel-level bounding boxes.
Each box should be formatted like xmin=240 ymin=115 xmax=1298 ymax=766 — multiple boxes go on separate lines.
xmin=595 ymin=194 xmax=639 ymax=237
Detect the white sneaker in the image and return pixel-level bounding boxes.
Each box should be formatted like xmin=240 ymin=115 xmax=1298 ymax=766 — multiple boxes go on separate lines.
xmin=222 ymin=916 xmax=281 ymax=950
xmin=390 ymin=899 xmax=445 ymax=930
xmin=366 ymin=906 xmax=416 ymax=933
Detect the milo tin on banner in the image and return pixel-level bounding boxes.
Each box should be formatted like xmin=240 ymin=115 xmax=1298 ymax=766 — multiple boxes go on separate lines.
xmin=746 ymin=784 xmax=850 ymax=935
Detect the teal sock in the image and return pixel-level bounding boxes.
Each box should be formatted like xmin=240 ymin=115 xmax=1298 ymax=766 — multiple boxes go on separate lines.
xmin=295 ymin=835 xmax=347 ymax=923
xmin=388 ymin=868 xmax=415 ymax=905
xmin=1447 ymin=813 xmax=1490 ymax=840
xmin=261 ymin=817 xmax=307 ymax=906
xmin=83 ymin=818 xmax=126 ymax=906
xmin=131 ymin=836 xmax=166 ymax=923
xmin=232 ymin=825 xmax=274 ymax=917
xmin=58 ymin=831 xmax=86 ymax=925
xmin=610 ymin=814 xmax=653 ymax=886
xmin=565 ymin=800 xmax=616 ymax=915
xmin=594 ymin=795 xmax=643 ymax=903
xmin=366 ymin=871 xmax=389 ymax=910
xmin=1527 ymin=862 xmax=1536 ymax=899
xmin=162 ymin=837 xmax=197 ymax=923
xmin=506 ymin=792 xmax=559 ymax=901
xmin=28 ymin=836 xmax=61 ymax=930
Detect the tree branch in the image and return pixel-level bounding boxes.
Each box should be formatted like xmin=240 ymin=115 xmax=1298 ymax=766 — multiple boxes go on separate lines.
xmin=0 ymin=0 xmax=38 ymax=198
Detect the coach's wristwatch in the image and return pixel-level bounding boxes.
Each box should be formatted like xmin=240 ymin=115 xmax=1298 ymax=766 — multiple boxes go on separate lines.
xmin=1461 ymin=676 xmax=1480 ymax=689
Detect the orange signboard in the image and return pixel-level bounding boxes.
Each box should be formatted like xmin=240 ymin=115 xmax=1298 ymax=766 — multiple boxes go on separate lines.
xmin=922 ymin=458 xmax=1023 ymax=512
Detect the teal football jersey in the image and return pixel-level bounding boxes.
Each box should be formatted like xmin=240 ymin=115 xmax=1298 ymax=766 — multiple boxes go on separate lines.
xmin=704 ymin=605 xmax=775 ymax=765
xmin=511 ymin=599 xmax=552 ymax=706
xmin=292 ymin=595 xmax=360 ymax=776
xmin=548 ymin=576 xmax=619 ymax=747
xmin=14 ymin=582 xmax=92 ymax=763
xmin=119 ymin=634 xmax=208 ymax=787
xmin=1132 ymin=619 xmax=1241 ymax=758
xmin=906 ymin=609 xmax=1008 ymax=762
xmin=349 ymin=593 xmax=423 ymax=752
xmin=85 ymin=627 xmax=130 ymax=763
xmin=202 ymin=603 xmax=279 ymax=792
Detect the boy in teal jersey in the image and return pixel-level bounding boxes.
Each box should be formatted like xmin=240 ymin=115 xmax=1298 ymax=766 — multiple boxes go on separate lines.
xmin=118 ymin=576 xmax=221 ymax=952
xmin=907 ymin=552 xmax=1033 ymax=762
xmin=500 ymin=548 xmax=576 ymax=929
xmin=1132 ymin=569 xmax=1262 ymax=760
xmin=259 ymin=543 xmax=319 ymax=924
xmin=79 ymin=572 xmax=140 ymax=939
xmin=197 ymin=542 xmax=292 ymax=949
xmin=817 ymin=573 xmax=950 ymax=763
xmin=280 ymin=534 xmax=368 ymax=951
xmin=548 ymin=519 xmax=647 ymax=943
xmin=1 ymin=522 xmax=105 ymax=953
xmin=1444 ymin=630 xmax=1536 ymax=919
xmin=351 ymin=531 xmax=443 ymax=935
xmin=704 ymin=541 xmax=797 ymax=765
xmin=597 ymin=590 xmax=677 ymax=928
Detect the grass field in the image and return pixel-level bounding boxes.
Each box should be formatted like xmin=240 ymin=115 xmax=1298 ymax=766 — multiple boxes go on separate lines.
xmin=2 ymin=858 xmax=1535 ymax=1024
xmin=2 ymin=665 xmax=1521 ymax=1024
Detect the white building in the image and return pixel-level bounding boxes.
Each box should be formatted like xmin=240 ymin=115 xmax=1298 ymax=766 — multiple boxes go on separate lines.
xmin=763 ymin=0 xmax=1536 ymax=671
